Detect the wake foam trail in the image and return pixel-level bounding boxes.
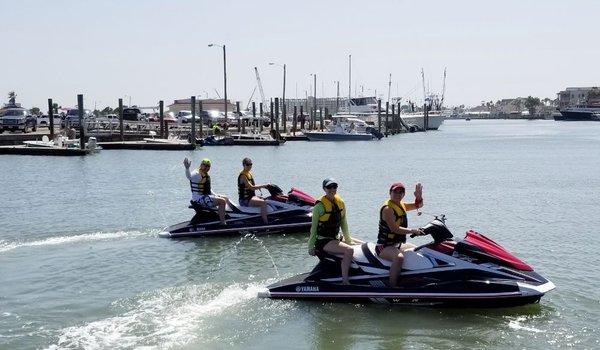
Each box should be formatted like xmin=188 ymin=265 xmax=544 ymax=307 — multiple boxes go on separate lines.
xmin=0 ymin=230 xmax=152 ymax=253
xmin=508 ymin=316 xmax=545 ymax=333
xmin=46 ymin=281 xmax=272 ymax=350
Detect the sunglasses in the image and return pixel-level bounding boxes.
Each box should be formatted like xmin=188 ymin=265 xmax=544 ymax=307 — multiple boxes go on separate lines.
xmin=244 ymin=163 xmax=253 ymax=166
xmin=325 ymin=184 xmax=338 ymax=189
xmin=202 ymin=163 xmax=211 ymax=167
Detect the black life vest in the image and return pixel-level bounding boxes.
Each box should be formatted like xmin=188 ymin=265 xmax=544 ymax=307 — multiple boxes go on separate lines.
xmin=316 ymin=195 xmax=345 ymax=239
xmin=238 ymin=170 xmax=256 ymax=201
xmin=190 ymin=170 xmax=211 ymax=195
xmin=377 ymin=199 xmax=408 ymax=246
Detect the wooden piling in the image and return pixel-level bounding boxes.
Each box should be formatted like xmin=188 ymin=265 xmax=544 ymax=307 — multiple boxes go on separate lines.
xmin=252 ymin=101 xmax=256 ymax=132
xmin=199 ymin=100 xmax=203 ymax=138
xmin=293 ymin=105 xmax=297 ymax=136
xmin=378 ymin=99 xmax=382 ymax=133
xmin=270 ymin=101 xmax=274 ymax=132
xmin=319 ymin=108 xmax=323 ymax=131
xmin=300 ymin=105 xmax=305 ymax=130
xmin=391 ymin=104 xmax=396 ymax=134
xmin=424 ymin=103 xmax=429 ymax=131
xmin=190 ymin=96 xmax=196 ymax=146
xmin=385 ymin=101 xmax=389 ymax=137
xmin=48 ymin=98 xmax=54 ymax=140
xmin=274 ymin=97 xmax=280 ymax=140
xmin=237 ymin=101 xmax=243 ymax=133
xmin=159 ymin=100 xmax=164 ymax=138
xmin=282 ymin=104 xmax=287 ymax=134
xmin=77 ymin=94 xmax=85 ymax=149
xmin=118 ymin=98 xmax=124 ymax=141
xmin=259 ymin=102 xmax=263 ymax=133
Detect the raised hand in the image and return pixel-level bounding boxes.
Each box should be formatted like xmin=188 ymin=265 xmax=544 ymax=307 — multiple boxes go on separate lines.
xmin=183 ymin=158 xmax=191 ymax=168
xmin=414 ymin=183 xmax=423 ymax=200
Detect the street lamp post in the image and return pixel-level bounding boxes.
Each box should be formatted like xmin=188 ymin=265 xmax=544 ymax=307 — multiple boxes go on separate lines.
xmin=208 ymin=44 xmax=227 ymax=118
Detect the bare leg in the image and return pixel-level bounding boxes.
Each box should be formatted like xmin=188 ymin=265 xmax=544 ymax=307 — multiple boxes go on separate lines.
xmin=248 ymin=197 xmax=268 ymax=223
xmin=378 ymin=246 xmax=404 ymax=287
xmin=323 ymin=240 xmax=355 ymax=284
xmin=214 ymin=197 xmax=227 ymax=224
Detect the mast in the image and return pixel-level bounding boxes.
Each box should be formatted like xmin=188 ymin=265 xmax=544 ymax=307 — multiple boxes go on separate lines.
xmin=440 ymin=67 xmax=447 ymax=109
xmin=348 ymin=54 xmax=352 ymax=114
xmin=421 ymin=68 xmax=427 ymax=109
xmin=387 ymin=73 xmax=392 ymax=105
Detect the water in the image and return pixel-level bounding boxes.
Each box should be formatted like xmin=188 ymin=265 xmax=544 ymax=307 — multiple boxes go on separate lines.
xmin=1 ymin=120 xmax=599 ymax=349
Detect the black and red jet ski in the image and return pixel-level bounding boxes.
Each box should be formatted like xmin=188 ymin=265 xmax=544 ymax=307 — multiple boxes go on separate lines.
xmin=259 ymin=216 xmax=555 ymax=307
xmin=160 ymin=185 xmax=316 ymax=238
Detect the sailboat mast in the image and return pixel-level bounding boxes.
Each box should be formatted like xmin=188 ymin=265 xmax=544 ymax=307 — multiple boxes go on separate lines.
xmin=387 ymin=73 xmax=392 ymax=105
xmin=348 ymin=54 xmax=352 ymax=114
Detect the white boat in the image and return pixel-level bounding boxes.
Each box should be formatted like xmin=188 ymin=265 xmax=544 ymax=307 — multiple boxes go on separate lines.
xmin=304 ymin=115 xmax=378 ymax=141
xmin=399 ymin=111 xmax=446 ymax=130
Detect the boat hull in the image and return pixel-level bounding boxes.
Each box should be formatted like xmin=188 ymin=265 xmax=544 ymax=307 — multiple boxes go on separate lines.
xmin=304 ymin=132 xmax=373 ymax=141
xmin=556 ymin=110 xmax=600 ymax=121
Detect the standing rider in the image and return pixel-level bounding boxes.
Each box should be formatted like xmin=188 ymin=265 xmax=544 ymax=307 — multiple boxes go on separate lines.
xmin=377 ymin=182 xmax=425 ymax=287
xmin=184 ymin=157 xmax=229 ymax=226
xmin=238 ymin=157 xmax=270 ymax=224
xmin=308 ymin=178 xmax=363 ymax=285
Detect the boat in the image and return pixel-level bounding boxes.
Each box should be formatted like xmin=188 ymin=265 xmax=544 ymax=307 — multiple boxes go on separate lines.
xmin=400 ymin=111 xmax=446 ymax=130
xmin=160 ymin=185 xmax=316 ymax=238
xmin=259 ymin=215 xmax=555 ymax=307
xmin=556 ymin=106 xmax=600 ymax=121
xmin=304 ymin=116 xmax=381 ymax=141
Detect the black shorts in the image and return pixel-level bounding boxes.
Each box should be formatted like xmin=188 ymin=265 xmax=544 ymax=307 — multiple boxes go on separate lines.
xmin=315 ymin=238 xmax=337 ymax=253
xmin=376 ymin=243 xmax=401 ymax=256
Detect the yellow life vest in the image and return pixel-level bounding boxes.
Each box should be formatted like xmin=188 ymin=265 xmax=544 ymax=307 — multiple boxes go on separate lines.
xmin=316 ymin=195 xmax=345 ymax=239
xmin=377 ymin=199 xmax=408 ymax=246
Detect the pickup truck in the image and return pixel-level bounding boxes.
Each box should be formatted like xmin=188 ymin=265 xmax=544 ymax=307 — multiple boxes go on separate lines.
xmin=0 ymin=108 xmax=37 ymax=133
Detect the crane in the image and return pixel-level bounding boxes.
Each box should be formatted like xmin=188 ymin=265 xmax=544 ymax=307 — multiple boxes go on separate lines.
xmin=254 ymin=67 xmax=268 ymax=111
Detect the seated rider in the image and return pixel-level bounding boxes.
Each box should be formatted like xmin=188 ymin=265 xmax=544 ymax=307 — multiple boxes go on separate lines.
xmin=237 ymin=157 xmax=270 ymax=224
xmin=377 ymin=182 xmax=425 ymax=287
xmin=308 ymin=178 xmax=363 ymax=285
xmin=184 ymin=157 xmax=229 ymax=225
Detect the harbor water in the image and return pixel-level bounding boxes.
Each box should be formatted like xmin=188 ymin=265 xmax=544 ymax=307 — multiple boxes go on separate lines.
xmin=1 ymin=120 xmax=599 ymax=349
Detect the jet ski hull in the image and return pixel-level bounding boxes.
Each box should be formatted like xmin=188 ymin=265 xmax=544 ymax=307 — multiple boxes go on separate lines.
xmin=160 ymin=209 xmax=311 ymax=238
xmin=260 ymin=274 xmax=554 ymax=307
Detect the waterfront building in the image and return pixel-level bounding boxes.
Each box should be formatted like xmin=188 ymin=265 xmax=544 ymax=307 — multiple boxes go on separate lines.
xmin=557 ymin=87 xmax=600 ymax=108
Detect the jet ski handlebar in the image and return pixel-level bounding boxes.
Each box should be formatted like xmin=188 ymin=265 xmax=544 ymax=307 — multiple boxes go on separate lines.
xmin=410 ymin=215 xmax=454 ymax=243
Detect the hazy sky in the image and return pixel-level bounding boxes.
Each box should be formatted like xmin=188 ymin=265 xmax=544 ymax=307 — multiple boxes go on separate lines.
xmin=2 ymin=0 xmax=599 ymax=110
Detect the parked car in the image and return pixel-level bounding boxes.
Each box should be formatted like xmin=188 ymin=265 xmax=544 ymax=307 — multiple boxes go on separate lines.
xmin=123 ymin=107 xmax=143 ymax=121
xmin=0 ymin=108 xmax=37 ymax=133
xmin=61 ymin=109 xmax=93 ymax=128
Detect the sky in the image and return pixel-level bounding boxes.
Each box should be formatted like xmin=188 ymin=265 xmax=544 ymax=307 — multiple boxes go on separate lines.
xmin=1 ymin=0 xmax=599 ymax=110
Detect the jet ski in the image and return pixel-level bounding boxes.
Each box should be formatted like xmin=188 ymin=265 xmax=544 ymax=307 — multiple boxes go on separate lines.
xmin=160 ymin=185 xmax=316 ymax=238
xmin=259 ymin=216 xmax=555 ymax=307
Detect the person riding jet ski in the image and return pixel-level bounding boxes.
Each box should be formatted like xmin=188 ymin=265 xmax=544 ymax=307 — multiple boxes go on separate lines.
xmin=308 ymin=178 xmax=363 ymax=285
xmin=377 ymin=182 xmax=425 ymax=287
xmin=184 ymin=157 xmax=229 ymax=225
xmin=238 ymin=157 xmax=271 ymax=224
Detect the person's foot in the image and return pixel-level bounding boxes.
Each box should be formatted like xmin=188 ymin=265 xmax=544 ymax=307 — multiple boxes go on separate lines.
xmin=220 ymin=221 xmax=227 ymax=226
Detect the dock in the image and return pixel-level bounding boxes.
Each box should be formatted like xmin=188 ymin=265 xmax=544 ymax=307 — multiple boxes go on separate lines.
xmin=98 ymin=139 xmax=196 ymax=150
xmin=0 ymin=145 xmax=90 ymax=156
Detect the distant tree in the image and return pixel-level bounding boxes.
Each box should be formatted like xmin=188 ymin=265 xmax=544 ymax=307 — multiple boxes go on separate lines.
xmin=52 ymin=103 xmax=59 ymax=113
xmin=101 ymin=106 xmax=113 ymax=115
xmin=513 ymin=99 xmax=522 ymax=112
xmin=8 ymin=91 xmax=16 ymax=105
xmin=29 ymin=107 xmax=40 ymax=115
xmin=524 ymin=96 xmax=541 ymax=116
